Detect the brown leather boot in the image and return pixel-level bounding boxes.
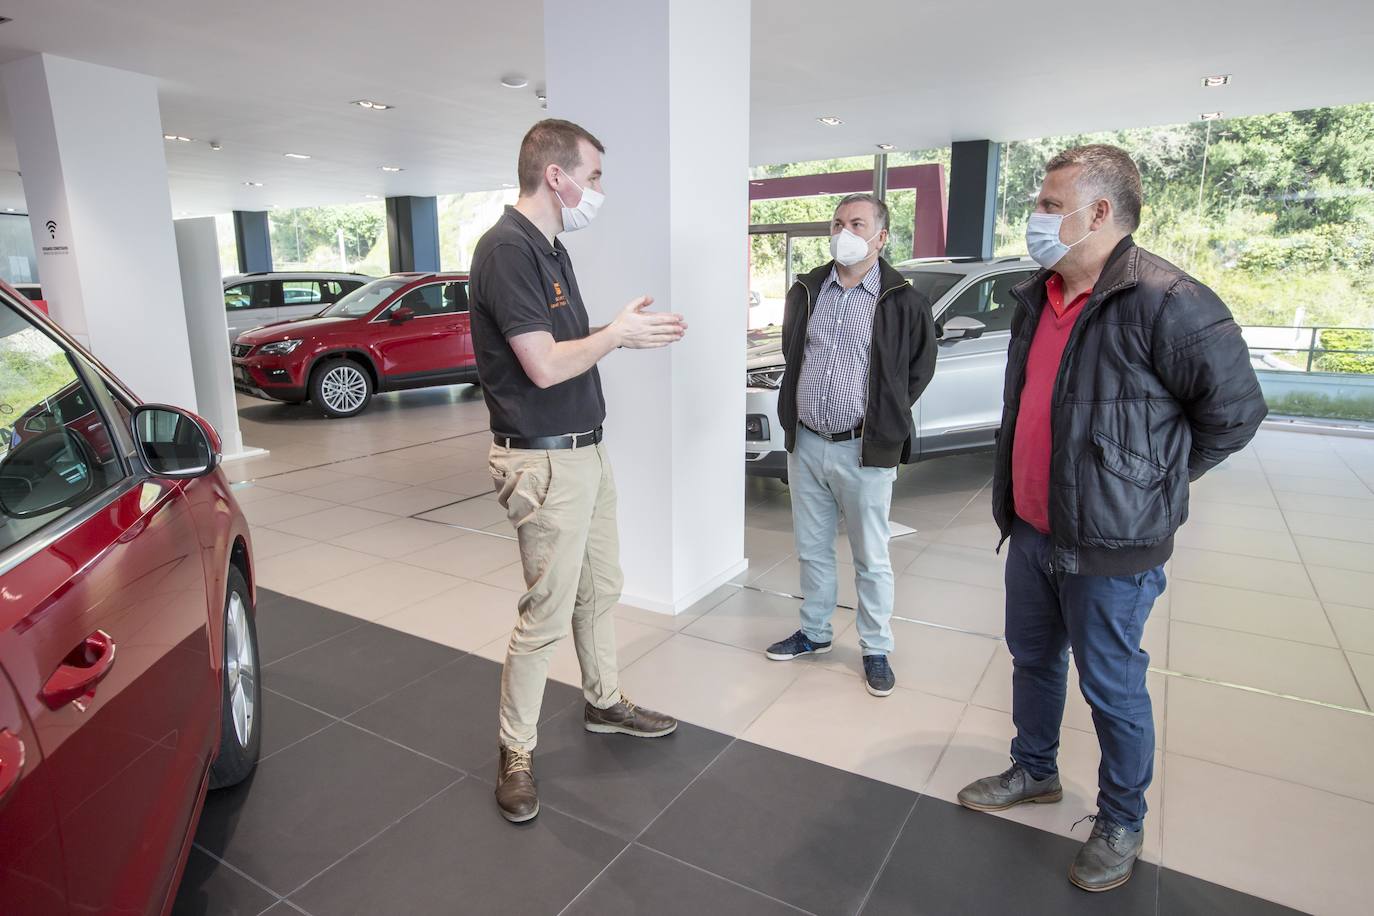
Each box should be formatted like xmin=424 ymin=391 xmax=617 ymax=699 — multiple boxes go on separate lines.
xmin=495 ymin=746 xmax=538 ymax=823
xmin=584 ymin=694 xmax=678 ymax=737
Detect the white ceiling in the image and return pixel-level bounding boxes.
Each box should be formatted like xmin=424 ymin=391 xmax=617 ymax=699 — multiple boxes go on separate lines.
xmin=0 ymin=0 xmax=1370 ymax=215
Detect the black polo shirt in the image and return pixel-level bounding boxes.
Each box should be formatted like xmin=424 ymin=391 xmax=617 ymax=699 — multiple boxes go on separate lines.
xmin=470 ymin=207 xmax=607 ymax=439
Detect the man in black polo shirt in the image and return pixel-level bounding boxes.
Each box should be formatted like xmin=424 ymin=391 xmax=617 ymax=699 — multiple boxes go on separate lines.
xmin=470 ymin=118 xmax=687 ymax=824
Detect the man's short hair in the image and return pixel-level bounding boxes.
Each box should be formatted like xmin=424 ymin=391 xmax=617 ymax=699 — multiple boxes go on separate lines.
xmin=1044 ymin=144 xmax=1143 ymax=232
xmin=517 ymin=119 xmax=606 ymax=195
xmin=834 ymin=192 xmax=889 ymax=232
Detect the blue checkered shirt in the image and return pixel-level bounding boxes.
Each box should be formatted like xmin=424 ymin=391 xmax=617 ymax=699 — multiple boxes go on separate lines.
xmin=797 ymin=261 xmax=881 ymax=434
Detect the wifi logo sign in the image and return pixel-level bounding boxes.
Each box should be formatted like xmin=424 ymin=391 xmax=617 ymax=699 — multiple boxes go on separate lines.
xmin=44 ymin=220 xmax=57 ymax=239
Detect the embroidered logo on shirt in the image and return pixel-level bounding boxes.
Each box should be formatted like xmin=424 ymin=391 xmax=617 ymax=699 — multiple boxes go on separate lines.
xmin=550 ymin=281 xmax=569 ymax=309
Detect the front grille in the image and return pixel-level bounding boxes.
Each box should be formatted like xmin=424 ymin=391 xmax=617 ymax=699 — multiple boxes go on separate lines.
xmin=747 ymin=368 xmax=784 ymax=389
xmin=232 ymin=343 xmax=253 ymax=358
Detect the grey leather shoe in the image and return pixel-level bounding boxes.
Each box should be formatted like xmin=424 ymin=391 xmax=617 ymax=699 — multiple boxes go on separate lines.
xmin=1069 ymin=816 xmax=1144 ymax=892
xmin=957 ymin=759 xmax=1063 ymax=812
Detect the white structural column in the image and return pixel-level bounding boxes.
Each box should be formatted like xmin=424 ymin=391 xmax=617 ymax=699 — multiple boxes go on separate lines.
xmin=545 ymin=0 xmax=750 ymax=613
xmin=2 ymin=54 xmax=197 ymax=411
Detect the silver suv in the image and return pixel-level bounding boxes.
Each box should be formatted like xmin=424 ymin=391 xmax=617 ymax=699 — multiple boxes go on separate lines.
xmin=223 ymin=271 xmax=373 ymax=340
xmin=745 ymin=256 xmax=1039 ymax=481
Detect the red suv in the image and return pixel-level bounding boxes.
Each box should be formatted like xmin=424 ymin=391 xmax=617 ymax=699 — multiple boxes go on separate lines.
xmin=0 ymin=284 xmax=261 ymax=915
xmin=231 ymin=272 xmax=475 ymax=417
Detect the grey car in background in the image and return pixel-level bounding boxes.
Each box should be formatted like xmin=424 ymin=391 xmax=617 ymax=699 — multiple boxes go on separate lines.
xmin=745 ymin=256 xmax=1039 ymax=481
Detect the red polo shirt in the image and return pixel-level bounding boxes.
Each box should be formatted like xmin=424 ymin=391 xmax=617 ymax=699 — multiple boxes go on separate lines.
xmin=1012 ymin=273 xmax=1091 ymax=534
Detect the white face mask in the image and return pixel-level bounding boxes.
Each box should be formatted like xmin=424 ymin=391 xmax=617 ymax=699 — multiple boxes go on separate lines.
xmin=555 ymin=172 xmax=604 ymax=233
xmin=1025 ymin=200 xmax=1100 ymax=269
xmin=830 ymin=227 xmax=881 ymax=267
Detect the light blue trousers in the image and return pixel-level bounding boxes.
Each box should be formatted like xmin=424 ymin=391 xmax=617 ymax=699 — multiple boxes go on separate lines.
xmin=788 ymin=427 xmax=897 ymax=655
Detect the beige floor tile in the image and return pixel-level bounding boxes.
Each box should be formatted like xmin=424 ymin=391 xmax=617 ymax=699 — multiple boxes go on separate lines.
xmin=239 ymin=493 xmax=337 ymax=528
xmin=1161 ymin=754 xmax=1374 ymax=916
xmin=379 ymin=581 xmax=522 ymax=652
xmin=924 ymin=705 xmax=1164 ymax=864
xmin=252 ymin=467 xmax=353 ymax=493
xmin=296 ymin=562 xmax=465 ymax=621
xmin=892 ymin=575 xmax=1005 ymax=637
xmin=405 ymin=531 xmax=521 ymax=579
xmin=351 ymin=458 xmax=459 ymax=486
xmin=297 ymin=475 xmax=409 ymax=505
xmin=931 ymin=519 xmax=1003 ymax=550
xmin=417 ymin=497 xmax=510 ymax=531
xmin=473 ymin=617 xmax=674 ymax=693
xmin=247 ymin=526 xmax=315 ymax=561
xmin=1170 ymin=547 xmax=1315 ymax=599
xmin=1293 ymin=534 xmax=1374 ymax=572
xmin=1166 ymin=676 xmax=1374 ymax=802
xmin=751 ymin=557 xmax=859 ymax=608
xmin=327 ymin=517 xmax=466 ymax=559
xmin=228 ymin=483 xmax=280 ymax=506
xmin=1308 ymin=565 xmax=1374 ymax=610
xmin=253 ymin=543 xmax=385 ymax=597
xmin=742 ymin=668 xmax=965 ymax=793
xmin=1184 ymin=501 xmax=1289 ymax=533
xmin=616 ymin=634 xmax=804 ymax=736
xmin=812 ymin=619 xmax=999 ymax=702
xmin=1328 ymin=604 xmax=1374 ymax=655
xmin=1169 ymin=621 xmax=1365 ymax=707
xmin=351 ymin=485 xmax=460 ymax=517
xmin=427 ymin=469 xmax=498 ymax=498
xmin=1172 ymin=521 xmax=1299 ymax=562
xmin=476 ymin=561 xmax=527 ymax=594
xmin=1276 ymin=490 xmax=1374 ymax=519
xmin=1347 ymin=651 xmax=1374 ymax=705
xmin=904 ymin=542 xmax=1006 ymax=590
xmin=269 ymin=504 xmax=400 ymax=540
xmin=1269 ymin=473 xmax=1374 ymax=498
xmin=1187 ymin=477 xmax=1279 ymax=509
xmin=683 ymin=587 xmax=856 ymax=653
xmin=1283 ymin=510 xmax=1374 ymax=544
xmin=1167 ymin=580 xmax=1338 ymax=646
xmin=1261 ymin=457 xmax=1363 ymax=481
xmin=615 ymin=585 xmax=738 ymax=632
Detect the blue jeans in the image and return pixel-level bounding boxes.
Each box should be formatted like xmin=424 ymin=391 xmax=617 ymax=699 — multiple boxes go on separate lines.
xmin=788 ymin=427 xmax=897 ymax=656
xmin=1005 ymin=518 xmax=1165 ymax=830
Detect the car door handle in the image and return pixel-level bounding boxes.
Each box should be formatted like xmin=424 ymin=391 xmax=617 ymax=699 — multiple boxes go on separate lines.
xmin=40 ymin=630 xmax=117 ymax=710
xmin=0 ymin=729 xmax=24 ymax=809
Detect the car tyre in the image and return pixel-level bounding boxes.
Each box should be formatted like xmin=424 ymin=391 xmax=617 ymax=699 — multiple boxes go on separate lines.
xmin=209 ymin=565 xmax=261 ymax=789
xmin=310 ymin=357 xmax=373 ymax=418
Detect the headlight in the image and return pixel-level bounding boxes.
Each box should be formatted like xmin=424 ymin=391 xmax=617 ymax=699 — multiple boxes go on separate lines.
xmin=258 ymin=339 xmax=303 ymax=356
xmin=747 ymin=367 xmax=784 ymax=389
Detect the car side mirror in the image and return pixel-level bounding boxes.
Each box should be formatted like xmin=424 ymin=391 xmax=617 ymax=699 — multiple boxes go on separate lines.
xmin=130 ymin=405 xmax=220 ymax=479
xmin=0 ymin=429 xmax=96 ymax=519
xmin=390 ymin=306 xmax=416 ymax=324
xmin=940 ymin=315 xmax=987 ymax=342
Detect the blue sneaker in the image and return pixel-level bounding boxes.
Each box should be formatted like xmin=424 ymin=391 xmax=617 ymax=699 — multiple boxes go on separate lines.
xmin=863 ymin=655 xmax=896 ymax=697
xmin=765 ymin=630 xmax=832 ymax=661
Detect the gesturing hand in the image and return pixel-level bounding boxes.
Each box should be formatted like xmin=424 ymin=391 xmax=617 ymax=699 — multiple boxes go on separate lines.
xmin=613 ymin=296 xmax=687 ymax=350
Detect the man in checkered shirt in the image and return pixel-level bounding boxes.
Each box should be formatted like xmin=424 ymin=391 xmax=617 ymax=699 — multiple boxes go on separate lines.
xmin=765 ymin=193 xmax=938 ymax=697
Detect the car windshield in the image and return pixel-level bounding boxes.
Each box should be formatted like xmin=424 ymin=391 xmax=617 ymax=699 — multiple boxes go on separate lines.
xmin=900 ymin=271 xmax=964 ymax=306
xmin=321 ymin=278 xmax=408 ymax=318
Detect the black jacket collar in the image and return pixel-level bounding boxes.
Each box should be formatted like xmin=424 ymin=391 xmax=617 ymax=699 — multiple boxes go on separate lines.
xmin=797 ymin=257 xmax=909 ymax=303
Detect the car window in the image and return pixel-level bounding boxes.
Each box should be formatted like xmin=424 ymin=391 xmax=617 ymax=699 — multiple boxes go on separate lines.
xmin=279 ymin=280 xmax=323 ymax=307
xmin=319 ymin=280 xmax=357 ymax=304
xmin=224 ymin=281 xmax=273 ymax=311
xmin=395 ymin=282 xmax=466 ymax=318
xmin=0 ymin=301 xmax=127 ymax=552
xmin=443 ymin=281 xmax=469 ymax=314
xmin=901 ymin=271 xmax=963 ymax=308
xmin=323 ymin=277 xmax=410 ymax=318
xmin=938 ymin=270 xmax=1034 ymax=334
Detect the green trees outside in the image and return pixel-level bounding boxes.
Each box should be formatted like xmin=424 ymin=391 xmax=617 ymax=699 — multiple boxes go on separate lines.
xmin=267 ymin=203 xmax=388 ymax=275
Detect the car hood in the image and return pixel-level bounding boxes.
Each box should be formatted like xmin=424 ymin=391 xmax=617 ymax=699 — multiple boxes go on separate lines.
xmin=236 ymin=314 xmax=357 ymax=344
xmin=746 ymin=326 xmax=784 ymax=370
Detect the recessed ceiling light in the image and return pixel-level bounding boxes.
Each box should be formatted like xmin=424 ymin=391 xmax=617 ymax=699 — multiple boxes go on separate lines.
xmin=283 ymin=152 xmax=311 ymax=159
xmin=1200 ymin=111 xmax=1224 ymax=121
xmin=1201 ymin=75 xmax=1231 ymax=88
xmin=5 ymin=208 xmax=14 ymax=212
xmin=209 ymin=141 xmax=222 ymax=151
xmin=817 ymin=116 xmax=843 ymax=127
xmin=501 ymin=74 xmax=529 ymax=89
xmin=380 ymin=165 xmax=404 ymax=172
xmin=501 ymin=182 xmax=515 ymax=188
xmin=163 ymin=134 xmax=194 ymax=142
xmin=363 ymin=193 xmax=380 ymax=199
xmin=243 ymin=180 xmax=263 ymax=187
xmin=876 ymin=143 xmax=896 ymax=151
xmin=352 ymin=99 xmax=393 ymax=111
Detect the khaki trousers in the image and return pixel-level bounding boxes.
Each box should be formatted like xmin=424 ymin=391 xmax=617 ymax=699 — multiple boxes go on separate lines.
xmin=490 ymin=442 xmax=622 ymax=752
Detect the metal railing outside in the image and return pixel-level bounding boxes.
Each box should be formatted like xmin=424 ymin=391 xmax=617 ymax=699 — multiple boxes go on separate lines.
xmin=1241 ymin=326 xmax=1374 ymax=374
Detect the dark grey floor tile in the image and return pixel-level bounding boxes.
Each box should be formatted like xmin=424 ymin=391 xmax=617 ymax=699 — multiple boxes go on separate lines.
xmin=255 ymin=592 xmax=362 ymax=666
xmin=640 ymin=741 xmax=914 ymax=916
xmin=1157 ymin=869 xmax=1306 ymax=915
xmin=259 ymin=905 xmax=308 ymax=916
xmin=470 ymin=703 xmax=731 ymax=841
xmin=259 ymin=690 xmax=335 ymax=759
xmin=346 ymin=653 xmax=580 ymax=771
xmin=862 ymin=796 xmax=1156 ymax=916
xmin=172 ymin=847 xmax=278 ymax=916
xmin=195 ymin=722 xmax=458 ymax=894
xmin=564 ymin=844 xmax=806 ymax=916
xmin=290 ymin=778 xmax=624 ymax=916
xmin=262 ymin=620 xmax=461 ymax=717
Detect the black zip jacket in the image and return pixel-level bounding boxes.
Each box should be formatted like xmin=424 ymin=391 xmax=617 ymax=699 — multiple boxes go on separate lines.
xmin=994 ymin=236 xmax=1268 ymax=576
xmin=778 ymin=258 xmax=938 ymax=468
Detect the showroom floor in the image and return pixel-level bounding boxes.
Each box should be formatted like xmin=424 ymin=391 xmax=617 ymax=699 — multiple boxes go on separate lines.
xmin=178 ymin=389 xmax=1374 ymax=915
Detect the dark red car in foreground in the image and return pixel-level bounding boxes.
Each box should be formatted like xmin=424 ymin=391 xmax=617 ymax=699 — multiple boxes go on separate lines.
xmin=232 ymin=272 xmax=475 ymax=417
xmin=0 ymin=284 xmax=261 ymax=915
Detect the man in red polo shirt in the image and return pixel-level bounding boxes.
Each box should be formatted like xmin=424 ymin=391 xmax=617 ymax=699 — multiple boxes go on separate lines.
xmin=957 ymin=145 xmax=1266 ymax=892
